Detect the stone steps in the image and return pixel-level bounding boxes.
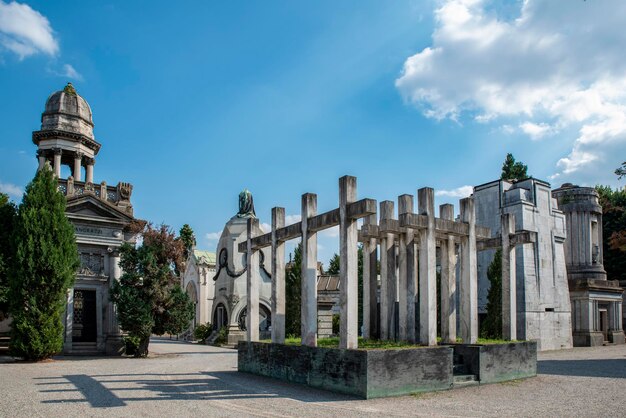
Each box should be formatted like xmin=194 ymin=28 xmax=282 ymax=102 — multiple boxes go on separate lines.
xmin=452 ymin=374 xmax=479 ymax=388
xmin=68 ymin=342 xmax=100 ymax=356
xmin=0 ymin=334 xmax=9 ymax=353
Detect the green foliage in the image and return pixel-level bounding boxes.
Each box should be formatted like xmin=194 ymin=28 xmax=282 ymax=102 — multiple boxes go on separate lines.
xmin=326 ymin=253 xmax=340 ymax=275
xmin=501 ymin=153 xmax=529 ymax=181
xmin=596 ymin=185 xmax=626 ymax=282
xmin=123 ymin=335 xmax=141 ymax=356
xmin=481 ymin=249 xmax=502 ymax=339
xmin=8 ymin=168 xmax=79 ymax=360
xmin=332 ymin=313 xmax=340 ymax=335
xmin=285 ymin=244 xmax=302 ymax=337
xmin=215 ymin=326 xmax=228 ymax=345
xmin=194 ymin=323 xmax=213 ymax=342
xmin=178 ymin=223 xmax=195 ymax=261
xmin=615 ymin=161 xmax=626 ymax=180
xmin=111 ymin=224 xmax=192 ymax=357
xmin=0 ymin=193 xmax=17 ymax=321
xmin=270 ymin=336 xmax=424 ymax=350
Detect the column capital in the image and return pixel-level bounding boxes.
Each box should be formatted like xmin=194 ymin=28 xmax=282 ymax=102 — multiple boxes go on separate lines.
xmin=53 ymin=147 xmax=63 ymax=155
xmin=84 ymin=157 xmax=95 ymax=165
xmin=75 ymin=151 xmax=84 ymax=160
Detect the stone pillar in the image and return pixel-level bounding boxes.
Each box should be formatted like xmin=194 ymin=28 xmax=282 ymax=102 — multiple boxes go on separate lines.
xmin=440 ymin=203 xmax=457 ymax=344
xmin=85 ymin=158 xmax=95 ymax=184
xmin=67 ymin=176 xmax=74 ymax=196
xmin=398 ymin=194 xmax=416 ymax=342
xmin=109 ymin=249 xmax=122 ymax=336
xmin=73 ymin=152 xmax=83 ymax=182
xmin=301 ymin=193 xmax=318 ymax=347
xmin=271 ymin=207 xmax=286 ymax=344
xmin=459 ymin=197 xmax=478 ymax=344
xmin=37 ymin=150 xmax=46 ymax=171
xmin=418 ymin=188 xmax=437 ymax=346
xmin=501 ymin=213 xmax=517 ymax=340
xmin=379 ymin=200 xmax=396 ymax=340
xmin=100 ymin=182 xmax=107 ymax=201
xmin=339 ymin=176 xmax=358 ymax=349
xmin=53 ymin=148 xmax=62 ymax=177
xmin=362 ymin=214 xmax=378 ymax=340
xmin=246 ymin=218 xmax=260 ymax=342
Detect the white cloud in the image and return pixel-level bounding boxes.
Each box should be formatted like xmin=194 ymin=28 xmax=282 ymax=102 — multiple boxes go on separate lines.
xmin=205 ymin=231 xmax=221 ymax=241
xmin=435 ymin=185 xmax=473 ymax=198
xmin=396 ymin=0 xmax=626 ymax=179
xmin=62 ymin=64 xmax=83 ymax=81
xmin=0 ymin=181 xmax=23 ymax=198
xmin=285 ymin=214 xmax=301 ymax=225
xmin=0 ymin=1 xmax=58 ymax=59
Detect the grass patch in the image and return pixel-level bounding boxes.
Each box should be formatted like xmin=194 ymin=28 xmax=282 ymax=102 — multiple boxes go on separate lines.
xmin=260 ymin=337 xmax=424 ymax=349
xmin=476 ymin=338 xmax=522 ymax=345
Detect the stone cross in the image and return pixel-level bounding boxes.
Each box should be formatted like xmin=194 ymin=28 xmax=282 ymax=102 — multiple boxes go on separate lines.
xmin=476 ymin=213 xmax=537 ymax=340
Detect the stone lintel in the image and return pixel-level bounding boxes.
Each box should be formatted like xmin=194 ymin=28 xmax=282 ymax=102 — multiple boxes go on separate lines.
xmin=399 ymin=212 xmax=491 ymax=239
xmin=476 ymin=230 xmax=537 ymax=251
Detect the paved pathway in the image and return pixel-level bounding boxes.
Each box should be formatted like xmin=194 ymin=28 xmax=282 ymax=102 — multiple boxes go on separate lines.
xmin=1 ymin=338 xmax=625 ymax=417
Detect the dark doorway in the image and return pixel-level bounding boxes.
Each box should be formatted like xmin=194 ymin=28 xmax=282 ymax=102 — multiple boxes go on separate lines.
xmin=599 ymin=308 xmax=609 ymax=342
xmin=72 ymin=289 xmax=97 ymax=342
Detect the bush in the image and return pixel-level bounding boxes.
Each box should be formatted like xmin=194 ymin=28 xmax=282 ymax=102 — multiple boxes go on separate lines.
xmin=332 ymin=314 xmax=340 ymax=335
xmin=215 ymin=326 xmax=229 ymax=346
xmin=123 ymin=335 xmax=141 ymax=356
xmin=194 ymin=323 xmax=212 ymax=342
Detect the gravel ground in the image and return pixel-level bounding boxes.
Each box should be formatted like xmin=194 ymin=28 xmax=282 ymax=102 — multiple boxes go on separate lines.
xmin=0 ymin=338 xmax=624 ymax=417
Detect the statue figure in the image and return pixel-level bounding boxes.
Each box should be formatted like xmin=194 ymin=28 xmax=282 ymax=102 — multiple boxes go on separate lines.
xmin=237 ymin=189 xmax=256 ymax=218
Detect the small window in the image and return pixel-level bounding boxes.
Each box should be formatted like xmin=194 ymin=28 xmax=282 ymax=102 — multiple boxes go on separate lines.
xmin=545 ymin=307 xmax=554 ymax=312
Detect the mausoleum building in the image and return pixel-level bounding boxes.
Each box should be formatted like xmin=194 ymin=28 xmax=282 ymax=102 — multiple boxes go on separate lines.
xmin=182 ymin=249 xmax=216 ymax=329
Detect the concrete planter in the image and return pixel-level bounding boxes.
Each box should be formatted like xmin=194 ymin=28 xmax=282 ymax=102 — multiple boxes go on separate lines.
xmin=452 ymin=341 xmax=537 ymax=384
xmin=238 ymin=342 xmax=453 ymax=399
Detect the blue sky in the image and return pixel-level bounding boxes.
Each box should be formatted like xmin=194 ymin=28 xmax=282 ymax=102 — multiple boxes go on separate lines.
xmin=1 ymin=0 xmax=625 ymax=265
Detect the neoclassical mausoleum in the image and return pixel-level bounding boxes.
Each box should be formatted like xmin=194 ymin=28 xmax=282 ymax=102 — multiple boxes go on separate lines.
xmin=32 ymin=83 xmax=142 ymax=355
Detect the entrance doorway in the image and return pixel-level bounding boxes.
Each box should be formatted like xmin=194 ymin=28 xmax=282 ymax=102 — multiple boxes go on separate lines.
xmin=72 ymin=289 xmax=97 ymax=342
xmin=599 ymin=308 xmax=608 ymax=342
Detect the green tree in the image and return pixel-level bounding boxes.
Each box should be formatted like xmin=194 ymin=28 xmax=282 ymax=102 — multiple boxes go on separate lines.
xmin=596 ymin=185 xmax=626 ymax=282
xmin=326 ymin=253 xmax=340 ymax=275
xmin=615 ymin=161 xmax=626 ymax=180
xmin=179 ymin=223 xmax=195 ymax=261
xmin=0 ymin=193 xmax=17 ymax=321
xmin=285 ymin=244 xmax=302 ymax=337
xmin=111 ymin=224 xmax=193 ymax=357
xmin=8 ymin=167 xmax=79 ymax=360
xmin=481 ymin=249 xmax=502 ymax=339
xmin=501 ymin=153 xmax=529 ymax=181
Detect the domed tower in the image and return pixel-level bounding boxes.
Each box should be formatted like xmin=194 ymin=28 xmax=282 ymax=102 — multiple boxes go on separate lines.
xmin=553 ymin=184 xmax=624 ymax=346
xmin=32 ymin=82 xmax=100 ymax=182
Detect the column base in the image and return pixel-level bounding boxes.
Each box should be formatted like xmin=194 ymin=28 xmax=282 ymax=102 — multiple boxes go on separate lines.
xmin=609 ymin=331 xmax=625 ymax=344
xmin=105 ymin=335 xmax=124 ymax=355
xmin=573 ymin=331 xmax=605 ymax=347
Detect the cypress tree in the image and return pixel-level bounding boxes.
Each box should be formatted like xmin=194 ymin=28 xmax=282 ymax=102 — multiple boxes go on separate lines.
xmin=9 ymin=167 xmax=79 ymax=360
xmin=0 ymin=193 xmax=17 ymax=320
xmin=481 ymin=249 xmax=502 ymax=339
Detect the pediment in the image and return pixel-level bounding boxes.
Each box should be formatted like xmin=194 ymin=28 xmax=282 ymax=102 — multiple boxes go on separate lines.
xmin=66 ymin=194 xmax=134 ymax=223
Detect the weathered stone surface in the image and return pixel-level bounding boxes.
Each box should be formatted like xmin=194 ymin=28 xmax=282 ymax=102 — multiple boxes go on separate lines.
xmin=453 ymin=342 xmax=537 ymax=384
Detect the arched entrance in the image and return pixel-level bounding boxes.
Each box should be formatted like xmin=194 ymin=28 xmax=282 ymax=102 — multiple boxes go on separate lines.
xmin=237 ymin=304 xmax=271 ymax=339
xmin=213 ymin=303 xmax=228 ymax=330
xmin=185 ymin=281 xmax=198 ymax=328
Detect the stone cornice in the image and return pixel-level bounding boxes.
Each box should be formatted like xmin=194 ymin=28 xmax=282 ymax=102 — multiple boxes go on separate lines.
xmin=32 ymin=129 xmax=101 ymax=154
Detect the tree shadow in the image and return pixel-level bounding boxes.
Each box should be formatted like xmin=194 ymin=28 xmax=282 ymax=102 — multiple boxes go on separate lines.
xmin=538 ymin=358 xmax=626 ymax=379
xmin=36 ymin=370 xmax=357 ymax=408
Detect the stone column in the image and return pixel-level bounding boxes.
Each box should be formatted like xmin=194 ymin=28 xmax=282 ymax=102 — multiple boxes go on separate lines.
xmin=109 ymin=249 xmax=122 ymax=336
xmin=362 ymin=214 xmax=378 ymax=340
xmin=301 ymin=193 xmax=318 ymax=347
xmin=246 ymin=218 xmax=260 ymax=342
xmin=73 ymin=152 xmax=83 ymax=182
xmin=379 ymin=200 xmax=396 ymax=340
xmin=64 ymin=289 xmax=74 ymax=353
xmin=398 ymin=194 xmax=416 ymax=342
xmin=53 ymin=148 xmax=62 ymax=177
xmin=459 ymin=197 xmax=478 ymax=344
xmin=440 ymin=203 xmax=457 ymax=344
xmin=418 ymin=188 xmax=437 ymax=346
xmin=85 ymin=157 xmax=95 ymax=184
xmin=501 ymin=213 xmax=517 ymax=340
xmin=271 ymin=207 xmax=286 ymax=344
xmin=37 ymin=150 xmax=46 ymax=171
xmin=339 ymin=176 xmax=358 ymax=349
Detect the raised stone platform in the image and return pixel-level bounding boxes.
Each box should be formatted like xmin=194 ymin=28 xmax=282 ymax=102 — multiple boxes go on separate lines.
xmin=238 ymin=341 xmax=537 ymax=398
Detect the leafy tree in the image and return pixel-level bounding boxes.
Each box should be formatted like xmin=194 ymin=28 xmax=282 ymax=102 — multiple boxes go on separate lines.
xmin=326 ymin=253 xmax=340 ymax=275
xmin=596 ymin=186 xmax=626 ymax=282
xmin=615 ymin=161 xmax=626 ymax=180
xmin=111 ymin=224 xmax=193 ymax=357
xmin=0 ymin=193 xmax=16 ymax=321
xmin=285 ymin=244 xmax=302 ymax=337
xmin=481 ymin=249 xmax=502 ymax=339
xmin=179 ymin=224 xmax=195 ymax=261
xmin=8 ymin=167 xmax=79 ymax=360
xmin=501 ymin=153 xmax=529 ymax=181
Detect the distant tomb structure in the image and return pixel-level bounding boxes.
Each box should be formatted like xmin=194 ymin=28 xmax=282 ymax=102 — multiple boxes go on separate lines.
xmin=31 ymin=83 xmax=142 ymax=355
xmin=552 ymin=184 xmax=624 ymax=346
xmin=182 ymin=249 xmax=217 ymax=330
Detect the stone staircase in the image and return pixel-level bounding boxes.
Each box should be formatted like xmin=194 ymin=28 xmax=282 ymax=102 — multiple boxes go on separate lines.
xmin=0 ymin=332 xmax=9 ymax=354
xmin=70 ymin=342 xmax=99 ymax=356
xmin=452 ymin=353 xmax=479 ymax=388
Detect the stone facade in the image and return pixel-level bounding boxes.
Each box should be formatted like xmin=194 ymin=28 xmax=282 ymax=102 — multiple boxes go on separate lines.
xmin=474 ymin=178 xmax=573 ymax=351
xmin=552 ymin=184 xmax=624 ymax=346
xmin=182 ymin=249 xmax=216 ymax=329
xmin=31 ymin=83 xmax=141 ymax=355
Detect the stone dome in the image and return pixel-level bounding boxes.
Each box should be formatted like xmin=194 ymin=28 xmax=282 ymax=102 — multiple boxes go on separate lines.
xmin=41 ymin=83 xmax=94 ymax=139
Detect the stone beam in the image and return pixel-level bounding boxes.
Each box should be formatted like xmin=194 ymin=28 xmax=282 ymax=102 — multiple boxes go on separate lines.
xmin=476 ymin=230 xmax=537 ymax=251
xmin=271 ymin=207 xmax=286 ymax=344
xmin=339 ymin=176 xmax=358 ymax=349
xmin=399 ymin=213 xmax=491 ymax=239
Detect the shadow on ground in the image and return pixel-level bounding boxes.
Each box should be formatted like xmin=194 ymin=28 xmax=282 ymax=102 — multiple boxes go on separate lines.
xmin=34 ymin=370 xmax=357 ymax=408
xmin=538 ymin=358 xmax=626 ymax=379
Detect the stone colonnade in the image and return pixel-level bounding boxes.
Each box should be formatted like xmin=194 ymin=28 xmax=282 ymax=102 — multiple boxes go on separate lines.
xmin=37 ymin=148 xmax=95 ymax=182
xmin=240 ymin=176 xmax=503 ymax=348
